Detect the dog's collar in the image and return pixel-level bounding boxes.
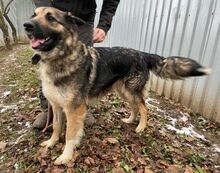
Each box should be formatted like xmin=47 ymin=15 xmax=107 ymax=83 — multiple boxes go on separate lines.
xmin=31 ymin=53 xmax=41 ymax=64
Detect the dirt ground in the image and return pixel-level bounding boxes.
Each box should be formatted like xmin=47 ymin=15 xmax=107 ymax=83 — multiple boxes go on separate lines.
xmin=0 ymin=45 xmax=220 ymax=173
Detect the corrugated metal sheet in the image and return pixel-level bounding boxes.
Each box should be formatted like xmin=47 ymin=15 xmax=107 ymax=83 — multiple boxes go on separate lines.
xmin=96 ymin=0 xmax=220 ymax=122
xmin=14 ymin=0 xmax=35 ymax=41
xmin=0 ymin=0 xmax=219 ymax=122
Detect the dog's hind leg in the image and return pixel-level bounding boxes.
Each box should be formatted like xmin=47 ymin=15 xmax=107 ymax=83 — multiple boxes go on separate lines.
xmin=115 ymin=85 xmax=138 ymax=124
xmin=122 ymin=97 xmax=148 ymax=133
xmin=41 ymin=102 xmax=63 ymax=148
xmin=54 ymin=102 xmax=86 ymax=165
xmin=135 ymin=99 xmax=148 ymax=133
xmin=121 ymin=97 xmax=148 ymax=133
xmin=116 ymin=86 xmax=147 ymax=132
xmin=121 ymin=104 xmax=138 ymax=124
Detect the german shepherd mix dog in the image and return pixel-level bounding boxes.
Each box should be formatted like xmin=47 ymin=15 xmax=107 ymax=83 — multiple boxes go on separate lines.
xmin=24 ymin=7 xmax=211 ymax=165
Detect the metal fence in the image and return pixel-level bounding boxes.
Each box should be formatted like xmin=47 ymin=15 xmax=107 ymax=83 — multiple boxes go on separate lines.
xmin=1 ymin=0 xmax=220 ymax=123
xmin=96 ymin=0 xmax=220 ymax=123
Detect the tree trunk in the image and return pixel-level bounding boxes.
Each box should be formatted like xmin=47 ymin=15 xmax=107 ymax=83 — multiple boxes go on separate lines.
xmin=0 ymin=10 xmax=11 ymax=49
xmin=4 ymin=14 xmax=17 ymax=44
xmin=3 ymin=0 xmax=17 ymax=44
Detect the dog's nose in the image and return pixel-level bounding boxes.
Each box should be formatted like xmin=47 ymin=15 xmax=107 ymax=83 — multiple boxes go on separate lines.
xmin=23 ymin=21 xmax=35 ymax=32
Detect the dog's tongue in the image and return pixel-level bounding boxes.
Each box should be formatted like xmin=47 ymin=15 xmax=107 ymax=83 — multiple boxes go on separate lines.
xmin=31 ymin=38 xmax=46 ymax=48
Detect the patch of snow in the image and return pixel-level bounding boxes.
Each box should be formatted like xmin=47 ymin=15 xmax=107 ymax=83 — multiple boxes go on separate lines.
xmin=21 ymin=95 xmax=28 ymax=99
xmin=146 ymin=97 xmax=160 ymax=104
xmin=0 ymin=104 xmax=18 ymax=113
xmin=8 ymin=84 xmax=16 ymax=87
xmin=14 ymin=133 xmax=27 ymax=144
xmin=179 ymin=112 xmax=189 ymax=122
xmin=25 ymin=122 xmax=31 ymax=128
xmin=30 ymin=97 xmax=38 ymax=101
xmin=0 ymin=155 xmax=5 ymax=160
xmin=2 ymin=91 xmax=11 ymax=98
xmin=17 ymin=129 xmax=28 ymax=135
xmin=7 ymin=126 xmax=13 ymax=131
xmin=18 ymin=100 xmax=24 ymax=103
xmin=166 ymin=123 xmax=206 ymax=141
xmin=168 ymin=117 xmax=177 ymax=126
xmin=213 ymin=144 xmax=220 ymax=153
xmin=14 ymin=163 xmax=19 ymax=170
xmin=185 ymin=143 xmax=194 ymax=147
xmin=145 ymin=97 xmax=165 ymax=113
xmin=28 ymin=97 xmax=38 ymax=102
xmin=0 ymin=107 xmax=7 ymax=113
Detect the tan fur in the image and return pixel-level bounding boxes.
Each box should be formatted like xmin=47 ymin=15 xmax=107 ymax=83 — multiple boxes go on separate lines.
xmin=54 ymin=102 xmax=86 ymax=165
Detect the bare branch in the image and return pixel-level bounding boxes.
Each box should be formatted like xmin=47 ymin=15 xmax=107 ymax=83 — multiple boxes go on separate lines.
xmin=0 ymin=0 xmax=4 ymax=12
xmin=4 ymin=0 xmax=15 ymax=14
xmin=6 ymin=8 xmax=10 ymax=15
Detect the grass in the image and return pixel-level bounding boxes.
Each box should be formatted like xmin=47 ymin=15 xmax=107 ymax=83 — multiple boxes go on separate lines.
xmin=2 ymin=47 xmax=39 ymax=114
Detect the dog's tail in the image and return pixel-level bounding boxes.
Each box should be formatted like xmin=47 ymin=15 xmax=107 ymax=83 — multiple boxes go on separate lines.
xmin=144 ymin=54 xmax=211 ymax=79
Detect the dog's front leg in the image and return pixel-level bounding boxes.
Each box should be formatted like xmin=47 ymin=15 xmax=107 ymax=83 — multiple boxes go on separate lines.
xmin=54 ymin=102 xmax=86 ymax=165
xmin=41 ymin=102 xmax=63 ymax=148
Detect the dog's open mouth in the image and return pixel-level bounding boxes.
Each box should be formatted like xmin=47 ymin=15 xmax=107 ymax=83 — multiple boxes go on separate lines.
xmin=31 ymin=37 xmax=52 ymax=49
xmin=28 ymin=33 xmax=59 ymax=51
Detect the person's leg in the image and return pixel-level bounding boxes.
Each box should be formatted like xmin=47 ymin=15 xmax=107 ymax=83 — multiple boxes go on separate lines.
xmin=33 ymin=23 xmax=94 ymax=129
xmin=33 ymin=84 xmax=49 ymax=129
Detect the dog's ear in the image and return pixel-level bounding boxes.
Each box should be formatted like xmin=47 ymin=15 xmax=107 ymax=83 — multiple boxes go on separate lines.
xmin=31 ymin=53 xmax=41 ymax=64
xmin=65 ymin=12 xmax=85 ymax=27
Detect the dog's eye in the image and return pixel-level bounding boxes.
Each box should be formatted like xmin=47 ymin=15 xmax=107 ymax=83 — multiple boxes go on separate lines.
xmin=31 ymin=13 xmax=36 ymax=18
xmin=46 ymin=14 xmax=56 ymax=22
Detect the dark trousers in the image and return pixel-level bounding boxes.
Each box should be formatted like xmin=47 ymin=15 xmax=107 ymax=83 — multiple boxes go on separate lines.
xmin=39 ymin=24 xmax=94 ymax=110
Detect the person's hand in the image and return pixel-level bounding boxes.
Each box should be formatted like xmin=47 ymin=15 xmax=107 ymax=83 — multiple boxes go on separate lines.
xmin=93 ymin=28 xmax=106 ymax=43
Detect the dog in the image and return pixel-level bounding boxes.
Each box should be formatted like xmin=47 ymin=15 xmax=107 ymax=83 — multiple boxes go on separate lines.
xmin=23 ymin=7 xmax=211 ymax=165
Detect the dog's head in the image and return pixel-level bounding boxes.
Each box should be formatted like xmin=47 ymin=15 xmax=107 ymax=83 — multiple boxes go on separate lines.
xmin=24 ymin=7 xmax=85 ymax=52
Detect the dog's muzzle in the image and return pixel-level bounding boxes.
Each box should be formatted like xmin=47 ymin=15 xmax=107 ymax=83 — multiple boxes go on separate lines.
xmin=23 ymin=20 xmax=55 ymax=50
xmin=23 ymin=21 xmax=35 ymax=33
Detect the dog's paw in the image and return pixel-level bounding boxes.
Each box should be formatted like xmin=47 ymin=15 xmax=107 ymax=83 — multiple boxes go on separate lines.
xmin=135 ymin=125 xmax=145 ymax=133
xmin=40 ymin=139 xmax=57 ymax=148
xmin=54 ymin=153 xmax=72 ymax=165
xmin=121 ymin=117 xmax=134 ymax=124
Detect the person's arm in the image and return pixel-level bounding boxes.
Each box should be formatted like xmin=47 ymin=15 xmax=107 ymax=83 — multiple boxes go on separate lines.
xmin=93 ymin=0 xmax=120 ymax=43
xmin=97 ymin=0 xmax=120 ymax=33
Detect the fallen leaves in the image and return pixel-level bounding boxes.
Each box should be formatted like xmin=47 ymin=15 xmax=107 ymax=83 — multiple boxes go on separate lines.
xmin=156 ymin=160 xmax=170 ymax=169
xmin=84 ymin=156 xmax=95 ymax=166
xmin=144 ymin=167 xmax=154 ymax=173
xmin=102 ymin=137 xmax=119 ymax=145
xmin=184 ymin=166 xmax=194 ymax=173
xmin=165 ymin=164 xmax=182 ymax=173
xmin=137 ymin=157 xmax=147 ymax=165
xmin=184 ymin=136 xmax=195 ymax=142
xmin=112 ymin=167 xmax=126 ymax=173
xmin=35 ymin=147 xmax=49 ymax=167
xmin=0 ymin=141 xmax=7 ymax=152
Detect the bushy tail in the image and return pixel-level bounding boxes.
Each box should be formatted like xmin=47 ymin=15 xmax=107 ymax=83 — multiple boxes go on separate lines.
xmin=145 ymin=54 xmax=211 ymax=79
